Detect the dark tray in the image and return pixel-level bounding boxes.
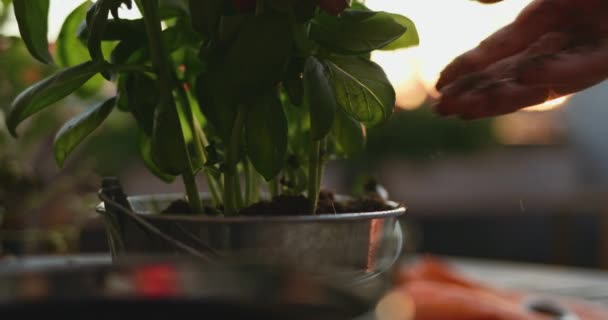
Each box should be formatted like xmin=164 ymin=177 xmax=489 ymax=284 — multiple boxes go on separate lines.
xmin=0 ymin=255 xmax=371 ymax=319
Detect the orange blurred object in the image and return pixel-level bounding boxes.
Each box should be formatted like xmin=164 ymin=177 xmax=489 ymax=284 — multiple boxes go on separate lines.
xmin=387 ymin=256 xmax=608 ymax=320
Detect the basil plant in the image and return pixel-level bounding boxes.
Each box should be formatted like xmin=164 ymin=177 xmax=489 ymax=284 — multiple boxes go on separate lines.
xmin=6 ymin=0 xmax=418 ymax=215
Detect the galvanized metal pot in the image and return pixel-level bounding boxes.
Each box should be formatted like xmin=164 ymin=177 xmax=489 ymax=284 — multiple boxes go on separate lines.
xmin=96 ymin=191 xmax=406 ymax=303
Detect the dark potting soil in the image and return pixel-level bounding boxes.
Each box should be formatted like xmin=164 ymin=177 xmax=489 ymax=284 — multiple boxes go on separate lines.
xmin=311 ymin=190 xmax=393 ymax=215
xmin=162 ymin=190 xmax=393 ymax=216
xmin=161 ymin=199 xmax=194 ymax=214
xmin=161 ymin=199 xmax=224 ymax=215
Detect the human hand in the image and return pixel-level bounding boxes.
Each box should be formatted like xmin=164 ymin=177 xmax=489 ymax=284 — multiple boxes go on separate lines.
xmin=434 ymin=0 xmax=608 ymax=119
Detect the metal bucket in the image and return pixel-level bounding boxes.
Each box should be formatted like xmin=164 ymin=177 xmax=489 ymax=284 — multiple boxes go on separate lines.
xmin=96 ymin=192 xmax=406 ymax=303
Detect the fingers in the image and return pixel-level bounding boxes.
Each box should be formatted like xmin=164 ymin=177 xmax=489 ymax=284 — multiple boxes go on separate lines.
xmin=470 ymin=31 xmax=575 ymax=84
xmin=435 ymin=32 xmax=573 ymax=117
xmin=435 ymin=32 xmax=608 ymax=119
xmin=435 ymin=0 xmax=586 ymax=90
xmin=517 ymin=39 xmax=608 ymax=95
xmin=435 ymin=80 xmax=549 ymax=120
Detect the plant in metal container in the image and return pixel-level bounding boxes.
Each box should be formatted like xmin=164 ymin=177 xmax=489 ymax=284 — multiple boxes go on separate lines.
xmin=5 ymin=0 xmax=417 ymax=296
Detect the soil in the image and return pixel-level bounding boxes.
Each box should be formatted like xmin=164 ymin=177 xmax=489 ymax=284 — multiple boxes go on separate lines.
xmin=161 ymin=199 xmax=194 ymax=214
xmin=161 ymin=199 xmax=223 ymax=215
xmin=163 ymin=190 xmax=394 ymax=216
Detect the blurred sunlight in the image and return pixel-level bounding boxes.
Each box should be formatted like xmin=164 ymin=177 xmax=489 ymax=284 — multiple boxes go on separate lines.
xmin=367 ymin=0 xmax=570 ymax=111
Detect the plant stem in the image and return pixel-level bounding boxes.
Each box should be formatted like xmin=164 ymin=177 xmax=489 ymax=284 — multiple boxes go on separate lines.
xmin=224 ymin=172 xmax=235 ymax=215
xmin=223 ymin=106 xmax=247 ymax=215
xmin=284 ymin=169 xmax=295 ymax=196
xmin=175 ymin=78 xmax=223 ymax=207
xmin=192 ymin=106 xmax=224 ymax=205
xmin=251 ymin=173 xmax=260 ymax=203
xmin=176 ymin=82 xmax=204 ymax=156
xmin=140 ymin=0 xmax=202 ymax=212
xmin=234 ymin=173 xmax=244 ymax=209
xmin=307 ymin=140 xmax=321 ymax=214
xmin=183 ymin=171 xmax=203 ymax=213
xmin=244 ymin=160 xmax=261 ymax=204
xmin=205 ymin=172 xmax=222 ymax=207
xmin=317 ymin=137 xmax=327 ymax=193
xmin=268 ymin=178 xmax=280 ymax=199
xmin=244 ymin=158 xmax=252 ymax=206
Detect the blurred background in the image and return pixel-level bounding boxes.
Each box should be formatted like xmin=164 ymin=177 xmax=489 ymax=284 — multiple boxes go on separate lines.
xmin=1 ymin=0 xmax=608 ymax=270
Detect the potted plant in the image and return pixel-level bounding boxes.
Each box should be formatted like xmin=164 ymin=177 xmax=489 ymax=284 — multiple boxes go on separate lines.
xmin=5 ymin=0 xmax=417 ymax=300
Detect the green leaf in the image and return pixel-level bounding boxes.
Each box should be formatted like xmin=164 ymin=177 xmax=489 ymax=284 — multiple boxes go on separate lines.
xmin=178 ymin=48 xmax=205 ymax=90
xmin=197 ymin=12 xmax=292 ymax=140
xmin=332 ymin=109 xmax=365 ymax=157
xmin=379 ymin=13 xmax=419 ymax=51
xmin=283 ymin=57 xmax=305 ymax=106
xmin=138 ymin=130 xmax=176 ymax=183
xmin=116 ymin=74 xmax=130 ymax=110
xmin=218 ymin=13 xmax=247 ymax=44
xmin=79 ymin=18 xmax=146 ymax=42
xmin=195 ymin=73 xmax=237 ymax=141
xmin=188 ymin=0 xmax=223 ymax=38
xmin=86 ymin=0 xmax=110 ymax=62
xmin=293 ymin=0 xmax=317 ymax=22
xmin=151 ymin=98 xmax=190 ymax=175
xmin=162 ymin=21 xmax=202 ymax=52
xmin=291 ymin=19 xmax=317 ymax=56
xmin=222 ymin=12 xmax=293 ymax=99
xmin=6 ymin=61 xmax=107 ymax=137
xmin=104 ymin=19 xmax=146 ymax=41
xmin=13 ymin=0 xmax=53 ymax=64
xmin=246 ymin=90 xmax=288 ymax=181
xmin=310 ymin=10 xmax=406 ymax=55
xmin=283 ymin=101 xmax=311 ymax=161
xmin=85 ymin=0 xmax=130 ymax=80
xmin=325 ymin=56 xmax=395 ymax=126
xmin=159 ymin=0 xmax=188 ymax=18
xmin=57 ymin=2 xmax=92 ymax=67
xmin=303 ymin=56 xmax=336 ymax=141
xmin=56 ymin=1 xmax=106 ymax=98
xmin=174 ymin=89 xmax=205 ymax=174
xmin=110 ymin=40 xmax=147 ymax=65
xmin=125 ymin=73 xmax=158 ymax=135
xmin=53 ymin=97 xmax=116 ymax=167
xmin=350 ymin=1 xmax=369 ymax=10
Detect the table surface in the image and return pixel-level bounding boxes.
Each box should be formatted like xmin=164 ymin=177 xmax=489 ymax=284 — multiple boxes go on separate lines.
xmin=447 ymin=257 xmax=608 ymax=306
xmin=2 ymin=254 xmax=608 ymax=305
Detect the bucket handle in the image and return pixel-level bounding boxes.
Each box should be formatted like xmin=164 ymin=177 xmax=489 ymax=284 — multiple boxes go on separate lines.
xmin=98 ymin=177 xmax=218 ymax=262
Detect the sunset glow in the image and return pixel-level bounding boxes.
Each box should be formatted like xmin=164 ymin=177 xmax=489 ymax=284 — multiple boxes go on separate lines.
xmin=523 ymin=96 xmax=571 ymax=112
